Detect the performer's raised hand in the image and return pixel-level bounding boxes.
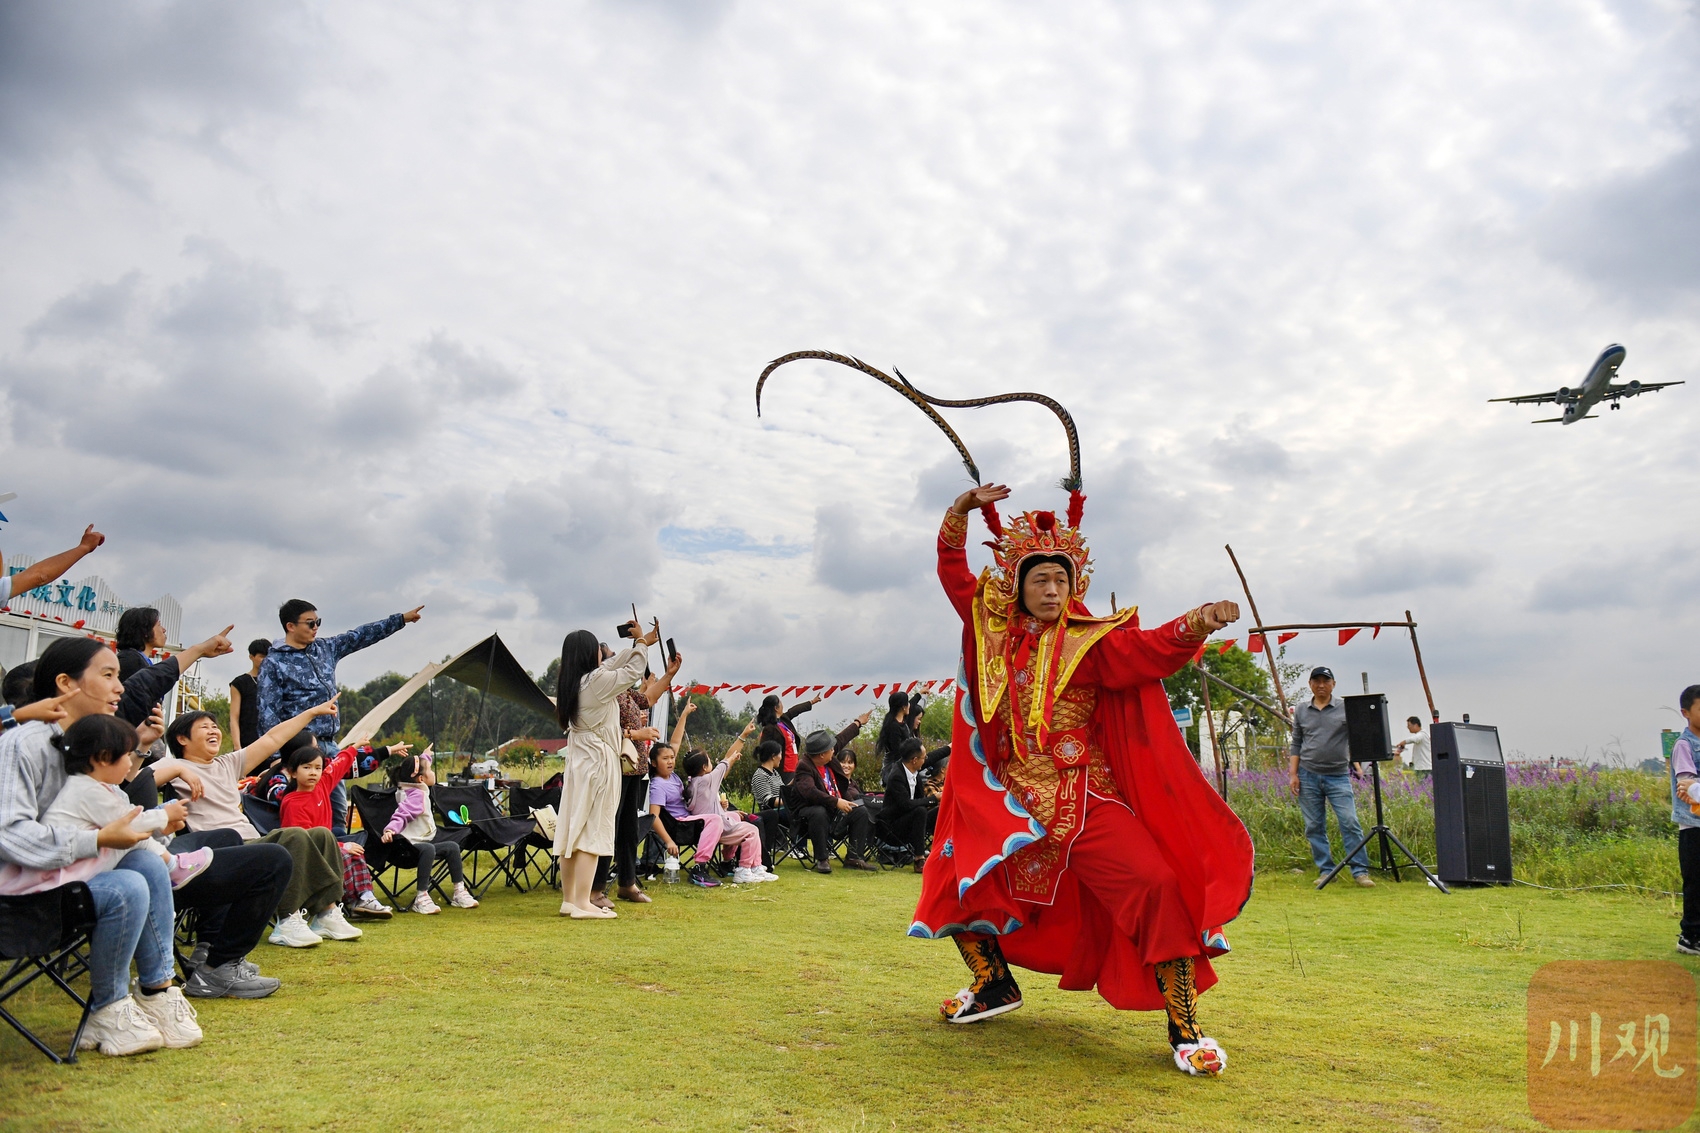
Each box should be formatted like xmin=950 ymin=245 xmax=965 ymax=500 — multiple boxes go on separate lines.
xmin=950 ymin=484 xmax=1010 ymax=515
xmin=1198 ymin=600 xmax=1240 ymax=633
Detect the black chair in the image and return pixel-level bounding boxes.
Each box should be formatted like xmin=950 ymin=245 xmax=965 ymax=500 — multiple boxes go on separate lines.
xmin=430 ymin=785 xmax=538 ymax=895
xmin=757 ymin=806 xmax=810 ymax=869
xmin=240 ymin=793 xmax=281 ymax=838
xmin=0 ymin=883 xmax=99 ymax=1064
xmin=348 ymin=786 xmax=465 ymax=909
xmin=507 ymin=786 xmax=561 ymax=891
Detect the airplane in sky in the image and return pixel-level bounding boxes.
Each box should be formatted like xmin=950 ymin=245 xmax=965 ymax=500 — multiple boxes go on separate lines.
xmin=1490 ymin=344 xmax=1683 ymax=424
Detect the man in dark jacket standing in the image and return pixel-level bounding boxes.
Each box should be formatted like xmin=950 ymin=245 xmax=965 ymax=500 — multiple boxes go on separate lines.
xmin=257 ymin=598 xmax=423 ymax=836
xmin=787 ymin=726 xmax=877 ymax=873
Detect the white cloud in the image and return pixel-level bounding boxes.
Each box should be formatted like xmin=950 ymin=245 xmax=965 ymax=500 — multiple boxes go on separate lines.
xmin=0 ymin=0 xmax=1697 ymax=755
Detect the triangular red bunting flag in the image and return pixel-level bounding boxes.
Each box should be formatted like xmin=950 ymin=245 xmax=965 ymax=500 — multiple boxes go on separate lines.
xmin=810 ymin=685 xmax=823 ymax=691
xmin=691 ymin=684 xmax=710 ymax=694
xmin=854 ymin=684 xmax=868 ymax=696
xmin=761 ymin=686 xmax=777 ymax=693
xmin=1193 ymin=647 xmax=1207 ymax=665
xmin=906 ymin=681 xmax=918 ymax=692
xmin=1277 ymin=632 xmax=1298 ymax=645
xmin=1217 ymin=639 xmax=1236 ymax=654
xmin=1338 ymin=628 xmax=1361 ymax=645
xmin=1248 ymin=634 xmax=1265 ymax=653
xmin=873 ymin=684 xmax=886 ymax=697
xmin=1372 ymin=626 xmax=1381 ymax=639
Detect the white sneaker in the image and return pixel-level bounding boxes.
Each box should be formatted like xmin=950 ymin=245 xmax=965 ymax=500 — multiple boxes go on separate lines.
xmin=410 ymin=891 xmax=441 ymax=915
xmin=310 ymin=905 xmax=363 ymax=941
xmin=132 ymin=985 xmax=202 ymax=1049
xmin=732 ymin=867 xmax=761 ymax=884
xmin=756 ymin=869 xmax=780 ymax=882
xmin=354 ymin=891 xmax=392 ymax=915
xmin=268 ymin=910 xmax=321 ymax=948
xmin=449 ymin=883 xmax=479 ymax=909
xmin=78 ymin=995 xmax=165 ymax=1056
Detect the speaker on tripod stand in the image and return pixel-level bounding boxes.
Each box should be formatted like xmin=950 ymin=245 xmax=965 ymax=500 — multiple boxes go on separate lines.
xmin=1317 ymin=693 xmax=1449 ymax=893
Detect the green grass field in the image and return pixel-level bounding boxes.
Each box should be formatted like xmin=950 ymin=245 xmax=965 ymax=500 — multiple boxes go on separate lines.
xmin=3 ymin=865 xmax=1694 ymax=1133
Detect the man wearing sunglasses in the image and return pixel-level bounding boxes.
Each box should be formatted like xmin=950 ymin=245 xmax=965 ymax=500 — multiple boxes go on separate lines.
xmin=256 ymin=598 xmax=424 ymax=837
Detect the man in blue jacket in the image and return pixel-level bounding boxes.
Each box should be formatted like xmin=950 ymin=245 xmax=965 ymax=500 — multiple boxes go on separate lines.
xmin=257 ymin=598 xmax=424 ymax=835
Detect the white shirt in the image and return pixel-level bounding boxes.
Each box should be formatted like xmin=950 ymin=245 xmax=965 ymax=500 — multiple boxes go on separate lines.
xmin=1402 ymin=729 xmax=1431 ymax=771
xmin=905 ymin=765 xmax=919 ymax=795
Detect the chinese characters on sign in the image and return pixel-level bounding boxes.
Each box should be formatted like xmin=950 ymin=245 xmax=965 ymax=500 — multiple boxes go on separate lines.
xmin=1528 ymin=961 xmax=1695 ymax=1130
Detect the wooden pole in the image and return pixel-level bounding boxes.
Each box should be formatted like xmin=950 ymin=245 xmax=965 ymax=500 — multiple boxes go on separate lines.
xmin=1405 ymin=608 xmax=1439 ymax=723
xmin=1199 ymin=665 xmax=1227 ymax=797
xmin=1225 ymin=544 xmax=1290 ymax=716
xmin=1201 ymin=668 xmax=1290 ymax=728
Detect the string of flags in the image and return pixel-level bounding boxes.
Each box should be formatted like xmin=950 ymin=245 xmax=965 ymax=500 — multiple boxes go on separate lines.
xmin=671 ymin=679 xmax=956 ymax=700
xmin=1198 ymin=625 xmax=1385 ymax=662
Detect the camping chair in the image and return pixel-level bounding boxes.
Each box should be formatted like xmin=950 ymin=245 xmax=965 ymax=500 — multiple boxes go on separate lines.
xmin=348 ymin=786 xmax=465 ymax=909
xmin=240 ymin=793 xmax=281 ymax=838
xmin=0 ymin=883 xmax=99 ymax=1064
xmin=506 ymin=786 xmax=561 ymax=891
xmin=754 ymin=806 xmax=809 ymax=869
xmin=430 ymin=785 xmax=537 ymax=896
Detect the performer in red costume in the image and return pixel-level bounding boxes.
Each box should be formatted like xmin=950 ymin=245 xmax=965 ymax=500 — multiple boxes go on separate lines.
xmin=913 ymin=482 xmax=1252 ymax=1076
xmin=754 ymin=350 xmax=1256 ymax=1077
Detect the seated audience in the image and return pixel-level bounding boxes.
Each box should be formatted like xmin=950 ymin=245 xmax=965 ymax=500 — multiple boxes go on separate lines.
xmin=272 ymin=737 xmax=392 ymax=939
xmin=682 ymin=720 xmax=774 ymax=884
xmin=786 ymin=725 xmax=877 ymax=873
xmin=879 ymin=737 xmax=934 ymax=872
xmin=40 ymin=715 xmax=213 ymax=889
xmin=646 ymin=743 xmax=720 ymax=888
xmin=155 ymin=697 xmax=351 ymax=949
xmin=748 ymin=740 xmax=790 ymax=866
xmin=0 ymin=637 xmax=291 ymax=1054
xmin=380 ymin=749 xmax=480 ymax=914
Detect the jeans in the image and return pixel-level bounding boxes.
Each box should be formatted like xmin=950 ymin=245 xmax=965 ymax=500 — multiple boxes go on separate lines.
xmin=1298 ymin=767 xmax=1370 ymax=876
xmin=84 ymin=854 xmax=174 ymax=1011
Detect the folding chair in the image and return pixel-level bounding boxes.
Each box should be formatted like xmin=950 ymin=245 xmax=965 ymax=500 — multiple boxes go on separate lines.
xmin=430 ymin=785 xmax=537 ymax=896
xmin=348 ymin=786 xmax=464 ymax=909
xmin=0 ymin=883 xmax=99 ymax=1064
xmin=507 ymin=786 xmax=561 ymax=891
xmin=240 ymin=793 xmax=281 ymax=838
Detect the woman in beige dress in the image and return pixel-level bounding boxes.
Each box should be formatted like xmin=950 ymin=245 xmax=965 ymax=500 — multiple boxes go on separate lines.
xmin=554 ymin=621 xmax=656 ymax=919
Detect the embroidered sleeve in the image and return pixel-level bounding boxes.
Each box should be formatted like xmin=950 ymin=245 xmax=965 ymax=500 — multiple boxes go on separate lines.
xmin=939 ymin=509 xmax=969 ymax=549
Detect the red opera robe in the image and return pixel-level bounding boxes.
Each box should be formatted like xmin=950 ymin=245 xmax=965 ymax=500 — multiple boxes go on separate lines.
xmin=908 ymin=521 xmax=1255 ymax=1011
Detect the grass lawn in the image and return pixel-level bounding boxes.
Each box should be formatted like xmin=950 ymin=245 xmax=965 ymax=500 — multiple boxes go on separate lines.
xmin=3 ymin=865 xmax=1694 ymax=1132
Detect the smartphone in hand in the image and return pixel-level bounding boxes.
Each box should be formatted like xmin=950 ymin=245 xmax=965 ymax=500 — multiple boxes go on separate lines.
xmin=616 ymin=623 xmax=635 ymax=639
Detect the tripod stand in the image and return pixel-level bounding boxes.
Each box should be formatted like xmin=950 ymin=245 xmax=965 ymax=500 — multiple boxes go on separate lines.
xmin=1317 ymin=759 xmax=1449 ymax=894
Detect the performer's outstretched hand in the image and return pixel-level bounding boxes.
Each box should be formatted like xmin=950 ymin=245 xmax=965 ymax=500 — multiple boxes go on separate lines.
xmin=1198 ymin=600 xmax=1240 ymax=632
xmin=950 ymin=484 xmax=1010 ymax=515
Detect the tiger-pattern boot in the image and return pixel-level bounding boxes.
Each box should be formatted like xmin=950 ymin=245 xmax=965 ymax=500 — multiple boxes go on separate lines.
xmin=1154 ymin=957 xmax=1226 ymax=1076
xmin=940 ymin=932 xmax=1023 ymax=1024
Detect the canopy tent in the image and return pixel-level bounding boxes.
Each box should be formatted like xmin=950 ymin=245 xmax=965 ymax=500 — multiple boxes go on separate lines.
xmin=339 ymin=633 xmax=556 ymax=751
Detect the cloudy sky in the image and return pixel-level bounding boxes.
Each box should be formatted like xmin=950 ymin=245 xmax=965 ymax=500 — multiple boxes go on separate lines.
xmin=1 ymin=1 xmax=1696 ymax=759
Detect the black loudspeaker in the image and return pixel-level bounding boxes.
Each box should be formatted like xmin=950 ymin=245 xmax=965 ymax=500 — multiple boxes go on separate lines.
xmin=1431 ymin=722 xmax=1513 ymax=885
xmin=1343 ymin=694 xmax=1394 ymax=762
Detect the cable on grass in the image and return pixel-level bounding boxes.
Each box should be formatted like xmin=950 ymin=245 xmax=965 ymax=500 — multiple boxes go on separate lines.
xmin=1511 ymin=879 xmax=1678 ymax=897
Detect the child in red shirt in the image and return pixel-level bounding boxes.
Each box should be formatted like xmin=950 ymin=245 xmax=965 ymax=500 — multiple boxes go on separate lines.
xmin=276 ymin=740 xmax=388 ymax=933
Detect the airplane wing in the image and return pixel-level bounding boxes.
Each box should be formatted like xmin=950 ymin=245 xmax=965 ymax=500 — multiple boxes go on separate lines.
xmin=1602 ymin=380 xmax=1684 ymax=401
xmin=1488 ymin=390 xmax=1570 ymax=406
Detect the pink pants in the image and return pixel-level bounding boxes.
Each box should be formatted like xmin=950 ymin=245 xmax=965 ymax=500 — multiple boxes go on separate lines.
xmin=687 ymin=814 xmax=762 ymax=868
